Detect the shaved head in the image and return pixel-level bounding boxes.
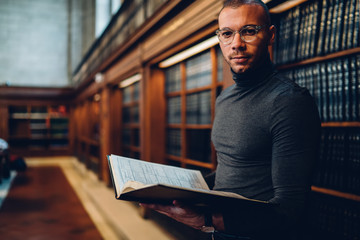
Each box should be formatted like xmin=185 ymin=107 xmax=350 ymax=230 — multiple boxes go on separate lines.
xmin=220 ymin=0 xmax=271 ymax=26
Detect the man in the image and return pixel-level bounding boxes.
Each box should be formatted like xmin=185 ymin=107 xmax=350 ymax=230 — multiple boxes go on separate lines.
xmin=142 ymin=0 xmax=321 ymax=239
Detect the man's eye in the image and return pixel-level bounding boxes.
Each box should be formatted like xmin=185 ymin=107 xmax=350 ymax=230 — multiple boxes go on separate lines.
xmin=221 ymin=31 xmax=233 ymax=38
xmin=242 ymin=28 xmax=256 ymax=36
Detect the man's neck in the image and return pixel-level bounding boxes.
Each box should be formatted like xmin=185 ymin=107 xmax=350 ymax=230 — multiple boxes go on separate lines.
xmin=232 ymin=57 xmax=274 ymax=88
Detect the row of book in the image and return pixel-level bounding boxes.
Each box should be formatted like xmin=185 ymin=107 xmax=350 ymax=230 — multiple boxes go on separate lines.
xmin=185 ymin=50 xmax=212 ymax=90
xmin=313 ymin=127 xmax=360 ymax=195
xmin=167 ymin=91 xmax=212 ymax=125
xmin=166 ymin=129 xmax=181 ymax=157
xmin=186 ymin=91 xmax=212 ymax=125
xmin=122 ymin=129 xmax=131 ymax=146
xmin=123 ymin=86 xmax=133 ymax=104
xmin=167 ymin=96 xmax=181 ymax=124
xmin=166 ymin=128 xmax=212 ymax=163
xmin=123 ymin=83 xmax=140 ymax=103
xmin=273 ymin=0 xmax=360 ymax=65
xmin=165 ymin=64 xmax=181 ymax=93
xmin=122 ymin=105 xmax=139 ymax=124
xmin=281 ymin=53 xmax=360 ymax=122
xmin=308 ymin=192 xmax=360 ymax=239
xmin=186 ymin=129 xmax=212 ymax=163
xmin=121 ymin=128 xmax=140 ymax=147
xmin=165 ymin=50 xmax=214 ymax=94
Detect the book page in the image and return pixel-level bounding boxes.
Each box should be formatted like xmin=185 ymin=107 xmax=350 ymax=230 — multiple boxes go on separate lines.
xmin=109 ymin=155 xmax=210 ymax=193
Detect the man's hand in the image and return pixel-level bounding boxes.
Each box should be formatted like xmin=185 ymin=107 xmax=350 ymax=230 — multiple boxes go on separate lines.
xmin=140 ymin=200 xmax=205 ymax=230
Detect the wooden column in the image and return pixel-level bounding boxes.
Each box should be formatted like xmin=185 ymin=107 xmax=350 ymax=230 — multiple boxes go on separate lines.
xmin=0 ymin=105 xmax=9 ymax=140
xmin=100 ymin=87 xmax=111 ymax=184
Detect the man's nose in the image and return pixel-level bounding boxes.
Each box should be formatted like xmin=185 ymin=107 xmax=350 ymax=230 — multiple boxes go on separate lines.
xmin=231 ymin=32 xmax=246 ymax=50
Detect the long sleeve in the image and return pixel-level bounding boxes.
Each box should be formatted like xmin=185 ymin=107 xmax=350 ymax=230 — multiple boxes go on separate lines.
xmin=218 ymin=89 xmax=321 ymax=239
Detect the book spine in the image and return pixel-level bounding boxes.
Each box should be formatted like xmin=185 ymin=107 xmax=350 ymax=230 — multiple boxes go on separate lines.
xmin=304 ymin=4 xmax=313 ymax=59
xmin=347 ymin=0 xmax=356 ymax=49
xmin=343 ymin=58 xmax=351 ymax=122
xmin=350 ymin=56 xmax=358 ymax=121
xmin=292 ymin=7 xmax=301 ymax=60
xmin=314 ymin=64 xmax=323 ymax=118
xmin=317 ymin=0 xmax=328 ymax=56
xmin=199 ymin=91 xmax=211 ymax=125
xmin=336 ymin=59 xmax=344 ymax=122
xmin=320 ymin=63 xmax=329 ymax=122
xmin=323 ymin=0 xmax=334 ymax=55
xmin=329 ymin=0 xmax=339 ymax=54
xmin=334 ymin=0 xmax=345 ymax=52
xmin=327 ymin=63 xmax=334 ymax=121
xmin=357 ymin=55 xmax=360 ymax=121
xmin=353 ymin=0 xmax=360 ymax=47
xmin=310 ymin=1 xmax=320 ymax=58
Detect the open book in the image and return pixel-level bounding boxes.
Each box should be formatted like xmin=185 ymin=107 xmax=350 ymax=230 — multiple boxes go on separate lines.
xmin=107 ymin=154 xmax=267 ymax=206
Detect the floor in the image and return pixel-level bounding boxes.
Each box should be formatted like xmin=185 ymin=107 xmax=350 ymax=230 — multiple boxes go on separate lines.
xmin=1 ymin=156 xmax=176 ymax=240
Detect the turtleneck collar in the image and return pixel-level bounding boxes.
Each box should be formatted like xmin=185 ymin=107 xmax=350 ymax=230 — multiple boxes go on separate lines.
xmin=231 ymin=57 xmax=275 ymax=88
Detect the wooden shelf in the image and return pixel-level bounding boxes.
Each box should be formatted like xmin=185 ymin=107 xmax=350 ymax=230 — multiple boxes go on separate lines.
xmin=79 ymin=136 xmax=99 ymax=146
xmin=321 ymin=122 xmax=360 ymax=127
xmin=269 ymin=0 xmax=308 ymax=14
xmin=166 ymin=155 xmax=214 ymax=169
xmin=166 ymin=154 xmax=182 ymax=162
xmin=312 ymin=186 xmax=360 ymax=202
xmin=122 ymin=145 xmax=140 ymax=150
xmin=183 ymin=158 xmax=214 ymax=169
xmin=277 ymin=47 xmax=360 ymax=70
xmin=185 ymin=124 xmax=212 ymax=129
xmin=8 ymin=135 xmax=29 ymax=140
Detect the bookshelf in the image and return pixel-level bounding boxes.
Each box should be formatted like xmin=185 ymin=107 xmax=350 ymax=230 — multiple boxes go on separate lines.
xmin=73 ymin=95 xmax=101 ymax=174
xmin=120 ymin=81 xmax=141 ymax=159
xmin=7 ymin=104 xmax=70 ymax=155
xmin=163 ymin=47 xmax=224 ymax=172
xmin=272 ymin=0 xmax=360 ymax=238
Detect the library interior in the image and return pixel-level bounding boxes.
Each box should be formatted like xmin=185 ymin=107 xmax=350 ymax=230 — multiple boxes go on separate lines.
xmin=0 ymin=0 xmax=359 ymax=239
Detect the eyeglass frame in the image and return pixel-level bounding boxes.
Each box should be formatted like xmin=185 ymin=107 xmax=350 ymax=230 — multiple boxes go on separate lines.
xmin=215 ymin=25 xmax=268 ymax=44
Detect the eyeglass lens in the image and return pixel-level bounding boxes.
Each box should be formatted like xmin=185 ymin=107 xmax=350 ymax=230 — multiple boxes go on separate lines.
xmin=217 ymin=26 xmax=259 ymax=44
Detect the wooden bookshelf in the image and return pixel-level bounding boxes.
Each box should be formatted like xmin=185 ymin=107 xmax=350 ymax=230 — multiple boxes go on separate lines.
xmin=7 ymin=104 xmax=70 ymax=156
xmin=162 ymin=46 xmax=224 ymax=171
xmin=119 ymin=80 xmax=141 ymax=159
xmin=277 ymin=47 xmax=360 ymax=70
xmin=312 ymin=186 xmax=360 ymax=202
xmin=273 ymin=0 xmax=360 ymax=237
xmin=72 ymin=94 xmax=102 ymax=173
xmin=322 ymin=122 xmax=360 ymax=127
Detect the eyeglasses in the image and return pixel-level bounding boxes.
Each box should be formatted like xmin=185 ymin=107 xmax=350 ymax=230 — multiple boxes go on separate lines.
xmin=216 ymin=25 xmax=266 ymax=45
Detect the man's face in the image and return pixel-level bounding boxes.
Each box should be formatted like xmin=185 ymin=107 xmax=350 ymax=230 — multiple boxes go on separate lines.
xmin=218 ymin=5 xmax=275 ymax=74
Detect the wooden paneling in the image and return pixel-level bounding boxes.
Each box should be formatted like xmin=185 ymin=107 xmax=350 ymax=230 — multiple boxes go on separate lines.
xmin=100 ymin=88 xmax=111 ymax=183
xmin=142 ymin=0 xmax=222 ymax=63
xmin=145 ymin=67 xmax=166 ymax=164
xmin=104 ymin=47 xmax=142 ymax=85
xmin=0 ymin=87 xmax=73 ymax=103
xmin=0 ymin=105 xmax=8 ymax=140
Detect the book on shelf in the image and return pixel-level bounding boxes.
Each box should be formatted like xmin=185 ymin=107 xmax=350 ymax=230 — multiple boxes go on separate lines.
xmin=273 ymin=0 xmax=360 ymax=65
xmin=309 ymin=191 xmax=360 ymax=239
xmin=166 ymin=129 xmax=181 ymax=157
xmin=107 ymin=154 xmax=267 ymax=206
xmin=314 ymin=127 xmax=360 ymax=195
xmin=281 ymin=53 xmax=360 ymax=122
xmin=167 ymin=96 xmax=181 ymax=124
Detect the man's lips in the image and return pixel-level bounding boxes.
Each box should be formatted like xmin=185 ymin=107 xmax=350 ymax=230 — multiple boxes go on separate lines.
xmin=231 ymin=55 xmax=250 ymax=64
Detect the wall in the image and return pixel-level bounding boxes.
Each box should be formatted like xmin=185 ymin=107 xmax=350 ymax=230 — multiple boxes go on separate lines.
xmin=0 ymin=0 xmax=69 ymax=87
xmin=69 ymin=0 xmax=96 ymax=80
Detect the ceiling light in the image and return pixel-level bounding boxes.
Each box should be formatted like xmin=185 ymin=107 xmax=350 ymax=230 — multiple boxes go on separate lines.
xmin=159 ymin=36 xmax=219 ymax=68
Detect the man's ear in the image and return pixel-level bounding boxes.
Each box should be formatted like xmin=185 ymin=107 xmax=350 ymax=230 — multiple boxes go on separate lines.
xmin=268 ymin=25 xmax=276 ymax=46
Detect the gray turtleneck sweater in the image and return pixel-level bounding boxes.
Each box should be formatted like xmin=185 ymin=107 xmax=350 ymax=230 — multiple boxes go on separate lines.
xmin=211 ymin=60 xmax=321 ymax=239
